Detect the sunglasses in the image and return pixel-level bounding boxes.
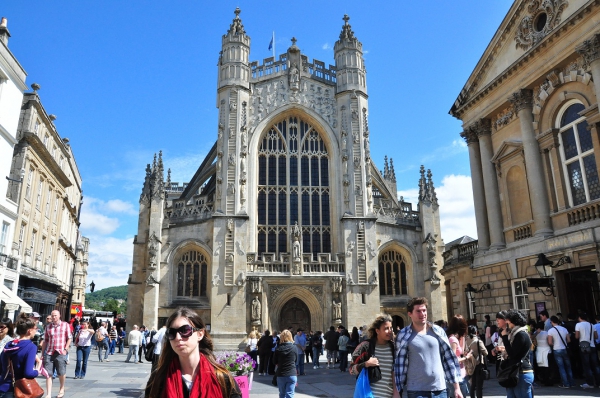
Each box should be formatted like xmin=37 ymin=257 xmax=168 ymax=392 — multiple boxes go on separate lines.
xmin=0 ymin=326 xmax=6 ymax=330
xmin=167 ymin=325 xmax=202 ymax=340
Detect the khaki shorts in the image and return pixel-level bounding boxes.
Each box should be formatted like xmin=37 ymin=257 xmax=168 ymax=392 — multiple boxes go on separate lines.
xmin=43 ymin=352 xmax=67 ymax=376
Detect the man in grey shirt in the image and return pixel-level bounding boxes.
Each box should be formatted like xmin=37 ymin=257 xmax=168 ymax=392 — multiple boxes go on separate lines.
xmin=395 ymin=297 xmax=463 ymax=398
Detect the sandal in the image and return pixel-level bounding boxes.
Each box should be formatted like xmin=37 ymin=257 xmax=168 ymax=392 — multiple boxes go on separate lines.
xmin=57 ymin=391 xmax=65 ymax=398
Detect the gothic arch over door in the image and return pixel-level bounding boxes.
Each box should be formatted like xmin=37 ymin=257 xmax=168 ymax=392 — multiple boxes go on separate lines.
xmin=279 ymin=298 xmax=311 ymax=332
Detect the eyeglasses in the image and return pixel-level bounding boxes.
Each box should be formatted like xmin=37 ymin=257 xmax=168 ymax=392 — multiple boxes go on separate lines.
xmin=167 ymin=325 xmax=202 ymax=340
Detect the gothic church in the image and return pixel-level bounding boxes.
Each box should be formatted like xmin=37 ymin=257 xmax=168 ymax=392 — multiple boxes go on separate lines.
xmin=127 ymin=9 xmax=446 ymax=348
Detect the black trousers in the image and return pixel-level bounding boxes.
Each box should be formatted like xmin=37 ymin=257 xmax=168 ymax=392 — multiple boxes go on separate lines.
xmin=470 ymin=364 xmax=484 ymax=398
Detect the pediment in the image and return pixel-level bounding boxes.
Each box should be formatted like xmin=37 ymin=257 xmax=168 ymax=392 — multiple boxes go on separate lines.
xmin=451 ymin=0 xmax=582 ymax=117
xmin=491 ymin=139 xmax=523 ymax=164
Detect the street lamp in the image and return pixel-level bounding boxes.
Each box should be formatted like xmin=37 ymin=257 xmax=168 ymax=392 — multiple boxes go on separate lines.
xmin=464 ymin=283 xmax=491 ymax=300
xmin=527 ymin=253 xmax=571 ymax=297
xmin=5 ymin=168 xmax=25 ymax=183
xmin=89 ymin=281 xmax=95 ymax=293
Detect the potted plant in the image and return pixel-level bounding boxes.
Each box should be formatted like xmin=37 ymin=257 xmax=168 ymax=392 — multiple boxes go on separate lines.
xmin=215 ymin=351 xmax=256 ymax=398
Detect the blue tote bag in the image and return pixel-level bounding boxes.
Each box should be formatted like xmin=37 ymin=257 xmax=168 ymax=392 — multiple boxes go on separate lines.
xmin=354 ymin=368 xmax=374 ymax=398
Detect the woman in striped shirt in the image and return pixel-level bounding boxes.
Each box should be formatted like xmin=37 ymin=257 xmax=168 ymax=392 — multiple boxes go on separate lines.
xmin=350 ymin=314 xmax=399 ymax=398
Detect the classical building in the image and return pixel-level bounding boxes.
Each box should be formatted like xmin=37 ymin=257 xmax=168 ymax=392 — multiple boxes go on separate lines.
xmin=0 ymin=17 xmax=32 ymax=318
xmin=7 ymin=88 xmax=89 ymax=320
xmin=127 ymin=9 xmax=447 ymax=348
xmin=445 ymin=0 xmax=600 ymax=324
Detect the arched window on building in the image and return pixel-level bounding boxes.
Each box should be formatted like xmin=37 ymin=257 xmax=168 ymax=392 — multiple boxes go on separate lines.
xmin=378 ymin=250 xmax=407 ymax=296
xmin=257 ymin=116 xmax=331 ymax=255
xmin=558 ymin=101 xmax=600 ymax=206
xmin=176 ymin=250 xmax=208 ymax=297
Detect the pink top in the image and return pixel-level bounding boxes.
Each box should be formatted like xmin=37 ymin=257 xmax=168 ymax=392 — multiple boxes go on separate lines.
xmin=449 ymin=335 xmax=466 ymax=378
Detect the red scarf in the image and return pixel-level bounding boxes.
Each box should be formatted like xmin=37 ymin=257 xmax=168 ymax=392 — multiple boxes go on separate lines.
xmin=163 ymin=354 xmax=224 ymax=398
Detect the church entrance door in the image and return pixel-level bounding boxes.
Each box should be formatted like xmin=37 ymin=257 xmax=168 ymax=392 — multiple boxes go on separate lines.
xmin=279 ymin=298 xmax=311 ymax=332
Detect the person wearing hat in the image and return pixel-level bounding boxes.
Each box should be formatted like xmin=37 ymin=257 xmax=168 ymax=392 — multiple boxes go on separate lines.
xmin=30 ymin=312 xmax=42 ymax=351
xmin=293 ymin=328 xmax=306 ymax=375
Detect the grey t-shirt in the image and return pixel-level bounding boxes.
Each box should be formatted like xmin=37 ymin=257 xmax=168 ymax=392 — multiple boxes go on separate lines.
xmin=406 ymin=328 xmax=446 ymax=392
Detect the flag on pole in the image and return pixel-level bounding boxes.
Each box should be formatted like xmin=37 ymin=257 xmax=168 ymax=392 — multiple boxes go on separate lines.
xmin=268 ymin=35 xmax=273 ymax=51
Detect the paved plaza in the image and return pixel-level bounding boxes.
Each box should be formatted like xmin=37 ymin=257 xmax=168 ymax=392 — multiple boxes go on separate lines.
xmin=38 ymin=347 xmax=600 ymax=397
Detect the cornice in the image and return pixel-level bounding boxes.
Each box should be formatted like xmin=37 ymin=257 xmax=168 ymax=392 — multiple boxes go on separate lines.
xmin=451 ymin=0 xmax=599 ymax=120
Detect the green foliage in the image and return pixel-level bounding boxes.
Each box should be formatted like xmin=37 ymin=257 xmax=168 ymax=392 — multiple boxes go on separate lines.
xmin=85 ymin=285 xmax=128 ymax=314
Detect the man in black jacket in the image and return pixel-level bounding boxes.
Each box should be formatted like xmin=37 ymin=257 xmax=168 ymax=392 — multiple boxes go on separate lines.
xmin=323 ymin=326 xmax=339 ymax=369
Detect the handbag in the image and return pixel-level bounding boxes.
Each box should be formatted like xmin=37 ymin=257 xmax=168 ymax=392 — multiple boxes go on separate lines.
xmin=9 ymin=359 xmax=44 ymax=398
xmin=354 ymin=368 xmax=374 ymax=398
xmin=464 ymin=338 xmax=479 ymax=376
xmin=497 ymin=360 xmax=521 ymax=388
xmin=244 ymin=345 xmax=252 ymax=354
xmin=580 ymin=324 xmax=593 ymax=353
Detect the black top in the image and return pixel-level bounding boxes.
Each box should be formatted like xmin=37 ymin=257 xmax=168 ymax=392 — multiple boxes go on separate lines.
xmin=324 ymin=330 xmax=339 ymax=351
xmin=311 ymin=334 xmax=323 ymax=350
xmin=501 ymin=330 xmax=532 ymax=371
xmin=257 ymin=335 xmax=274 ymax=356
xmin=273 ymin=342 xmax=297 ymax=377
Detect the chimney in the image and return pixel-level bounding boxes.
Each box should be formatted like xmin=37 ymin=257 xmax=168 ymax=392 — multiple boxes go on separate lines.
xmin=0 ymin=17 xmax=10 ymax=46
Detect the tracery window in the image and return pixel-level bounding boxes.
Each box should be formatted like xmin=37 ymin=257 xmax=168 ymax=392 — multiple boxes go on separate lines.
xmin=257 ymin=116 xmax=331 ymax=255
xmin=176 ymin=250 xmax=208 ymax=297
xmin=558 ymin=102 xmax=600 ymax=206
xmin=378 ymin=250 xmax=407 ymax=296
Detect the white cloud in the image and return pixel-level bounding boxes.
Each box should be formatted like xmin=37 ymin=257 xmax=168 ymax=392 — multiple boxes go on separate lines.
xmin=436 ymin=174 xmax=477 ymax=243
xmin=322 ymin=43 xmax=330 ymax=50
xmin=104 ymin=199 xmax=137 ymax=215
xmin=420 ymin=139 xmax=468 ymax=164
xmin=397 ymin=188 xmax=419 ymax=205
xmin=85 ymin=235 xmax=133 ymax=290
xmin=80 ymin=197 xmax=139 ymax=236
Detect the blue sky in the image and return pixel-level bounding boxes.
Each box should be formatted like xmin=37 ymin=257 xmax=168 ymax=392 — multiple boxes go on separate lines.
xmin=2 ymin=1 xmax=513 ymax=290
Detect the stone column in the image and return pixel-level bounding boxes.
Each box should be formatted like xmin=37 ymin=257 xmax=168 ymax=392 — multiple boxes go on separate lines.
xmin=577 ymin=33 xmax=600 ymax=102
xmin=509 ymin=89 xmax=553 ymax=237
xmin=471 ymin=119 xmax=505 ymax=249
xmin=460 ymin=129 xmax=490 ymax=251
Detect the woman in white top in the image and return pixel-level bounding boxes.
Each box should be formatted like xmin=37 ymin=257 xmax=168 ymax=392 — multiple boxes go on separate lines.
xmin=75 ymin=320 xmax=94 ymax=379
xmin=534 ymin=322 xmax=551 ymax=385
xmin=246 ymin=331 xmax=258 ymax=371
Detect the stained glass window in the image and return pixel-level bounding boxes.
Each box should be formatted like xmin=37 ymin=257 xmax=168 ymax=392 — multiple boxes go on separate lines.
xmin=176 ymin=250 xmax=207 ymax=297
xmin=559 ymin=102 xmax=599 ymax=206
xmin=257 ymin=116 xmax=331 ymax=255
xmin=378 ymin=251 xmax=408 ymax=296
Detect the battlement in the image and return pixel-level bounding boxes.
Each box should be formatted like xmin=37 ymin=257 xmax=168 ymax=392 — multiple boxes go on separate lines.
xmin=250 ymin=54 xmax=336 ymax=84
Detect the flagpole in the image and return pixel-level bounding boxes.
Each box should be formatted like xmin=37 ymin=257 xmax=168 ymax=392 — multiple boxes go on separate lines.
xmin=272 ymin=31 xmax=275 ymax=59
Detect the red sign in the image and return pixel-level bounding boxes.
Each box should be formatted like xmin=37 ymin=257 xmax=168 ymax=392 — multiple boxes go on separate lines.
xmin=70 ymin=304 xmax=82 ymax=315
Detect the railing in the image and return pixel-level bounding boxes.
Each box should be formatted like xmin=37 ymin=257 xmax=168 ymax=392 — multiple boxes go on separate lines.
xmin=443 ymin=240 xmax=478 ymax=267
xmin=566 ymin=201 xmax=600 ymax=226
xmin=246 ymin=252 xmax=345 ymax=275
xmin=165 ymin=197 xmax=213 ymax=221
xmin=511 ymin=222 xmax=533 ymax=241
xmin=250 ymin=54 xmax=336 ymax=84
xmin=373 ymin=200 xmax=420 ymax=226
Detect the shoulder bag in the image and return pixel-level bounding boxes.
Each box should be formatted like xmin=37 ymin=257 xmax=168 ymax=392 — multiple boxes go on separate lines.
xmin=580 ymin=324 xmax=593 ymax=353
xmin=497 ymin=359 xmax=521 ymax=388
xmin=9 ymin=359 xmax=44 ymax=398
xmin=464 ymin=338 xmax=479 ymax=376
xmin=354 ymin=368 xmax=374 ymax=398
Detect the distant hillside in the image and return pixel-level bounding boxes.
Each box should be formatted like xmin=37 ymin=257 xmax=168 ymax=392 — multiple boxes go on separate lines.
xmin=85 ymin=285 xmax=127 ymax=312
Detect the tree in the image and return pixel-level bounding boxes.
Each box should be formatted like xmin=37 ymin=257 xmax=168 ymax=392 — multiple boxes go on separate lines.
xmin=103 ymin=299 xmax=121 ymax=313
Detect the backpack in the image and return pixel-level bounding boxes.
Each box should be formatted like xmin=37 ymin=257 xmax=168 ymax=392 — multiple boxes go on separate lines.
xmin=95 ymin=329 xmax=105 ymax=342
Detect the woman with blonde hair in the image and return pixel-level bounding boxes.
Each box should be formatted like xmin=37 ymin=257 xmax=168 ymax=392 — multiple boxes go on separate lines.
xmin=145 ymin=307 xmax=241 ymax=397
xmin=273 ymin=330 xmax=297 ymax=398
xmin=350 ymin=314 xmax=399 ymax=398
xmin=246 ymin=331 xmax=258 ymax=371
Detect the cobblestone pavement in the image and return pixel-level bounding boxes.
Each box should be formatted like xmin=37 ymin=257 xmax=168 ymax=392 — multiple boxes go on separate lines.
xmin=42 ymin=348 xmax=600 ymax=397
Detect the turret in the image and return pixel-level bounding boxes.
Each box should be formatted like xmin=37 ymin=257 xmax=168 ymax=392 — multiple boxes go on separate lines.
xmin=334 ymin=15 xmax=367 ymax=95
xmin=218 ymin=8 xmax=251 ymax=90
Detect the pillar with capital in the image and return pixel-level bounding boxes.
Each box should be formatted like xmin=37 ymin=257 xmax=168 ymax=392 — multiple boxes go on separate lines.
xmin=460 ymin=129 xmax=490 ymax=251
xmin=509 ymin=89 xmax=553 ymax=237
xmin=577 ymin=33 xmax=600 ymax=102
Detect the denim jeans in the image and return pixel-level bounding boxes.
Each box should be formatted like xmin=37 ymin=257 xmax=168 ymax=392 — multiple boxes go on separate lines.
xmin=118 ymin=340 xmax=124 ymax=353
xmin=506 ymin=371 xmax=533 ymax=398
xmin=553 ymin=349 xmax=574 ymax=387
xmin=277 ymin=375 xmax=297 ymax=398
xmin=97 ymin=339 xmax=109 ymax=360
xmin=312 ymin=347 xmax=320 ymax=367
xmin=109 ymin=339 xmax=116 ymax=354
xmin=75 ymin=345 xmax=91 ymax=377
xmin=126 ymin=344 xmax=139 ymax=362
xmin=295 ymin=351 xmax=304 ymax=374
xmin=339 ymin=350 xmax=348 ymax=372
xmin=580 ymin=348 xmax=600 ymax=386
xmin=407 ymin=389 xmax=448 ymax=398
xmin=447 ymin=380 xmax=469 ymax=398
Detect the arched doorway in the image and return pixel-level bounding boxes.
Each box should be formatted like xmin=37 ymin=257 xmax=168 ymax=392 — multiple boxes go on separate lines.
xmin=392 ymin=315 xmax=404 ymax=332
xmin=279 ymin=298 xmax=311 ymax=332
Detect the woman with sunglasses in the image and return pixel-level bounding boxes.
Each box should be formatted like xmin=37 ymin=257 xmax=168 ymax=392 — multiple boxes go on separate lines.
xmin=145 ymin=307 xmax=241 ymax=398
xmin=0 ymin=319 xmax=14 ymax=356
xmin=0 ymin=313 xmax=43 ymax=398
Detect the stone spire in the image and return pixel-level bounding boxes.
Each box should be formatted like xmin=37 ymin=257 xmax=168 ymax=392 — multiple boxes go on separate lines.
xmin=418 ymin=165 xmax=438 ymax=206
xmin=339 ymin=14 xmax=356 ymax=41
xmin=334 ymin=14 xmax=366 ymax=95
xmin=219 ymin=8 xmax=251 ymax=90
xmin=384 ymin=156 xmax=390 ymax=178
xmin=149 ymin=151 xmax=165 ymax=200
xmin=226 ymin=7 xmax=245 ymax=36
xmin=140 ymin=163 xmax=152 ymax=204
xmin=166 ymin=168 xmax=171 ymax=190
xmin=389 ymin=158 xmax=396 ymax=183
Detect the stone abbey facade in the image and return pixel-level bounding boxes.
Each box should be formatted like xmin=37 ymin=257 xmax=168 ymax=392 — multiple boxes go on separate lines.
xmin=127 ymin=9 xmax=447 ymax=348
xmin=444 ymin=0 xmax=600 ymax=324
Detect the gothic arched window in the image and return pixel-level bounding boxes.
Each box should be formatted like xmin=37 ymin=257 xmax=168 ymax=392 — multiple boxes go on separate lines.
xmin=257 ymin=116 xmax=331 ymax=255
xmin=176 ymin=250 xmax=208 ymax=297
xmin=378 ymin=250 xmax=407 ymax=296
xmin=557 ymin=101 xmax=600 ymax=206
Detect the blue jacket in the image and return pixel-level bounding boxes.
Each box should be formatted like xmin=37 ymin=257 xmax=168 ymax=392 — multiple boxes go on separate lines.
xmin=0 ymin=339 xmax=39 ymax=392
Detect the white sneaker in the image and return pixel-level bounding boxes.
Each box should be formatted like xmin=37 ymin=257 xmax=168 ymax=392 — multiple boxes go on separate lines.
xmin=581 ymin=383 xmax=593 ymax=389
xmin=313 ymin=366 xmax=317 ymax=369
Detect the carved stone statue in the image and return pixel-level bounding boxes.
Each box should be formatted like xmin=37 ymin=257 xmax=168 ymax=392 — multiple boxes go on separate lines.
xmin=212 ymin=274 xmax=221 ymax=287
xmin=369 ymin=269 xmax=378 ymax=285
xmin=292 ymin=221 xmax=301 ymax=238
xmin=289 ymin=63 xmax=300 ymax=86
xmin=332 ymin=300 xmax=342 ymax=320
xmin=292 ymin=236 xmax=301 ymax=260
xmin=251 ymin=296 xmax=261 ymax=322
xmin=346 ymin=272 xmax=355 ymax=285
xmin=346 ymin=241 xmax=355 ymax=257
xmin=331 ymin=277 xmax=343 ymax=293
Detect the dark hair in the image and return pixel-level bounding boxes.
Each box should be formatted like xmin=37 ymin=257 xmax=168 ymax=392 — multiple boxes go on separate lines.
xmin=495 ymin=311 xmax=507 ymax=320
xmin=145 ymin=307 xmax=238 ymax=397
xmin=505 ymin=309 xmax=527 ymax=327
xmin=367 ymin=314 xmax=392 ymax=339
xmin=264 ymin=330 xmax=270 ymax=337
xmin=550 ymin=315 xmax=559 ymax=324
xmin=579 ymin=313 xmax=589 ymax=321
xmin=407 ymin=297 xmax=428 ymax=313
xmin=446 ymin=315 xmax=468 ymax=338
xmin=539 ymin=310 xmax=549 ymax=318
xmin=535 ymin=321 xmax=545 ymax=330
xmin=351 ymin=327 xmax=359 ymax=342
xmin=329 ymin=326 xmax=335 ymax=331
xmin=0 ymin=318 xmax=14 ymax=337
xmin=15 ymin=313 xmax=35 ymax=336
xmin=467 ymin=325 xmax=478 ymax=337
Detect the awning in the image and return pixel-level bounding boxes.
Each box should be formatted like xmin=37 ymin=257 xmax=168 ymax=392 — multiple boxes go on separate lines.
xmin=1 ymin=285 xmax=33 ymax=314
